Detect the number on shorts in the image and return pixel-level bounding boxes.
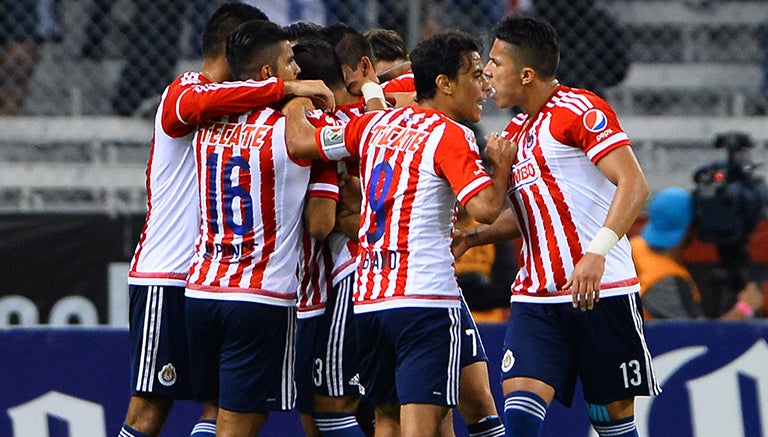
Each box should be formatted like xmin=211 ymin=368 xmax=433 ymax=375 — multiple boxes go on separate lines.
xmin=465 ymin=328 xmax=478 ymax=357
xmin=620 ymin=359 xmax=642 ymax=388
xmin=313 ymin=358 xmax=323 ymax=387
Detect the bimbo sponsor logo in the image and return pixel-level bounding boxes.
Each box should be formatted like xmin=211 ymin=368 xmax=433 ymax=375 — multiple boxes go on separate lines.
xmin=582 ymin=108 xmax=608 ymax=133
xmin=512 ymin=157 xmax=540 ymax=190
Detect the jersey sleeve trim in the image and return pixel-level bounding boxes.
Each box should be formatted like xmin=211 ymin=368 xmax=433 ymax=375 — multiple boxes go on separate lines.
xmin=456 ymin=176 xmax=493 ymax=206
xmin=308 ymin=182 xmax=340 ymax=199
xmin=587 ymin=132 xmax=630 ymax=163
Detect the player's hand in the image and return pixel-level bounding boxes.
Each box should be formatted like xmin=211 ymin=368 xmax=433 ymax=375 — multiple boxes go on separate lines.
xmin=451 ymin=228 xmax=472 ymax=259
xmin=283 ymin=79 xmax=335 ymax=111
xmin=338 ymin=173 xmax=362 ymax=214
xmin=484 ymin=132 xmax=517 ymax=174
xmin=563 ymin=252 xmax=605 ymax=311
xmin=282 ymin=96 xmax=316 ymax=115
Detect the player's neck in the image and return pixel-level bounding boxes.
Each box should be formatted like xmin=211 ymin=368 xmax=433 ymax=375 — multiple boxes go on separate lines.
xmin=335 ymin=87 xmax=360 ymax=106
xmin=200 ymin=57 xmax=231 ymax=83
xmin=523 ymin=78 xmax=559 ymax=118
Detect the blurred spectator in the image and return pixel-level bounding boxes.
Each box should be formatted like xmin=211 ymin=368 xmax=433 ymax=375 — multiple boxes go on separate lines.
xmin=454 ymin=205 xmax=516 ymax=322
xmin=530 ymin=0 xmax=631 ymax=97
xmin=631 ymin=188 xmax=764 ymax=320
xmin=244 ymin=0 xmax=326 ymax=26
xmin=0 ymin=0 xmax=60 ymax=115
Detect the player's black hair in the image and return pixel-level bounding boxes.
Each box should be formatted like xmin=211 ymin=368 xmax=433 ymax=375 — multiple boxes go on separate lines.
xmin=201 ymin=3 xmax=269 ymax=58
xmin=410 ymin=30 xmax=482 ymax=101
xmin=293 ymin=40 xmax=346 ymax=89
xmin=226 ymin=20 xmax=289 ymax=81
xmin=320 ymin=22 xmax=374 ymax=70
xmin=364 ymin=28 xmax=409 ymax=62
xmin=284 ymin=21 xmax=323 ymax=44
xmin=491 ymin=15 xmax=559 ymax=79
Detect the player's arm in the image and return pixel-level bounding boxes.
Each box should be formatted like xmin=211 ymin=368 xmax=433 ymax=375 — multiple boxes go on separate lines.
xmin=305 ymin=197 xmax=337 ymax=240
xmin=166 ymin=78 xmax=333 ymax=131
xmin=283 ymin=97 xmax=324 ymax=159
xmin=463 ymin=132 xmax=517 ymax=224
xmin=304 ymin=161 xmax=340 ymax=240
xmin=453 ymin=207 xmax=520 ymax=259
xmin=566 ymin=145 xmax=649 ymax=311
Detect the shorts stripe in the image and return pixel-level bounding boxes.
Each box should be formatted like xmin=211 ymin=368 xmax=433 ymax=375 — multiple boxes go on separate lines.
xmin=136 ymin=286 xmax=163 ymax=392
xmin=627 ymin=294 xmax=661 ymax=395
xmin=326 ymin=275 xmax=353 ymax=396
xmin=447 ymin=307 xmax=461 ymax=405
xmin=282 ymin=308 xmax=297 ymax=410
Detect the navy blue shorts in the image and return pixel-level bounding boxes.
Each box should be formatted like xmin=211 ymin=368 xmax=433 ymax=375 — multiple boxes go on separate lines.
xmin=296 ymin=274 xmax=360 ymax=413
xmin=129 ymin=285 xmax=192 ymax=399
xmin=460 ymin=295 xmax=487 ymax=367
xmin=185 ymin=297 xmax=297 ymax=413
xmin=501 ymin=293 xmax=660 ymax=406
xmin=355 ymin=306 xmax=461 ymax=407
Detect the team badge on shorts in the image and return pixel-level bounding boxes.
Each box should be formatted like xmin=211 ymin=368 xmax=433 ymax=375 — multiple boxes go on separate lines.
xmin=501 ymin=349 xmax=516 ymax=372
xmin=158 ymin=363 xmax=177 ymax=386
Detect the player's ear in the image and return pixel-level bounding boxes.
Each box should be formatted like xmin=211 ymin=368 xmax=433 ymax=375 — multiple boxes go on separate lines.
xmin=361 ymin=56 xmax=378 ymax=81
xmin=520 ymin=66 xmax=535 ymax=86
xmin=436 ymin=74 xmax=454 ymax=95
xmin=259 ymin=64 xmax=273 ymax=81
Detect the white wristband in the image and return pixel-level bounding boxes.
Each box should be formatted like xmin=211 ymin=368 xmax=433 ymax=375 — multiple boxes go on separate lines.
xmin=586 ymin=227 xmax=619 ymax=257
xmin=361 ymin=81 xmax=385 ymax=104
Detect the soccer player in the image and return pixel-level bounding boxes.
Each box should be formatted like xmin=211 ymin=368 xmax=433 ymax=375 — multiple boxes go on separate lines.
xmin=120 ymin=4 xmax=333 ymax=437
xmin=365 ymin=28 xmax=415 ymax=108
xmin=365 ymin=26 xmax=505 ymax=437
xmin=321 ymin=23 xmax=380 ymax=97
xmin=283 ymin=30 xmax=516 ymax=437
xmin=291 ymin=39 xmax=374 ymax=437
xmin=183 ymin=19 xmax=312 ymax=437
xmin=458 ymin=15 xmax=659 ymax=437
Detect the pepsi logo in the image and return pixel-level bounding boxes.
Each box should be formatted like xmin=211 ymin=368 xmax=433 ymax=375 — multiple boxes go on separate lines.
xmin=582 ymin=109 xmax=608 ymax=133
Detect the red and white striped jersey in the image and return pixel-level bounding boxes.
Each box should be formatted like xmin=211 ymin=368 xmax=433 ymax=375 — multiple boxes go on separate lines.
xmin=502 ymin=85 xmax=640 ymax=304
xmin=381 ymin=71 xmax=415 ymax=93
xmin=185 ymin=106 xmax=311 ymax=307
xmin=128 ymin=72 xmax=285 ymax=287
xmin=297 ymin=101 xmax=364 ymax=317
xmin=316 ymin=105 xmax=493 ymax=313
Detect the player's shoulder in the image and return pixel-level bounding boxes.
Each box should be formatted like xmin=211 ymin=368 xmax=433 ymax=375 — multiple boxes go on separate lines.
xmin=548 ymin=86 xmax=615 ymax=118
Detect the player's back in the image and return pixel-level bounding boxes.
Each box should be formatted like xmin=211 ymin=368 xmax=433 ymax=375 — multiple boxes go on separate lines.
xmin=186 ymin=106 xmax=311 ymax=306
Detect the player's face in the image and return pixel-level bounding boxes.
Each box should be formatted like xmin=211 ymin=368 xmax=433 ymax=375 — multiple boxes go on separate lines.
xmin=275 ymin=40 xmax=301 ymax=81
xmin=484 ymin=39 xmax=523 ymax=109
xmin=451 ymin=51 xmax=490 ymax=123
xmin=342 ymin=60 xmax=373 ymax=96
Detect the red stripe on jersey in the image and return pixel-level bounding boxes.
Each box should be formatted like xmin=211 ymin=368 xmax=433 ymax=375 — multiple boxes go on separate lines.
xmin=251 ymin=114 xmax=279 ymax=289
xmin=528 ymin=122 xmax=570 ymax=288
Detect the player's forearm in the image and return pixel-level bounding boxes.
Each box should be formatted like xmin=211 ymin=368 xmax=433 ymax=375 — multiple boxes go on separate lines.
xmin=604 ymin=171 xmax=649 ymax=239
xmin=283 ymin=97 xmax=323 ymax=160
xmin=464 ymin=208 xmax=519 ymax=247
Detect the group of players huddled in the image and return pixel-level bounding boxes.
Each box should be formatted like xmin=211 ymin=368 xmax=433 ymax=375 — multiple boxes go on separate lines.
xmin=119 ymin=3 xmax=659 ymax=437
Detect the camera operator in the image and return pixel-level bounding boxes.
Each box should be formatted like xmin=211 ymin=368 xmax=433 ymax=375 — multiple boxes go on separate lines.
xmin=631 ymin=188 xmax=764 ymax=320
xmin=692 ymin=131 xmax=768 ymax=316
